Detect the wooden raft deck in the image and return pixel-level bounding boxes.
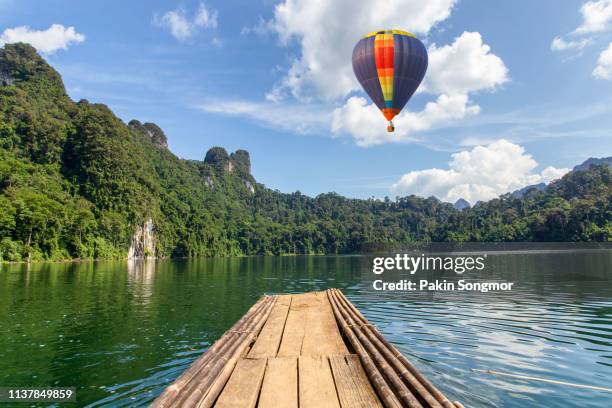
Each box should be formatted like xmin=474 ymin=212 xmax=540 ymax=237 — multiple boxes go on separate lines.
xmin=152 ymin=289 xmax=462 ymax=408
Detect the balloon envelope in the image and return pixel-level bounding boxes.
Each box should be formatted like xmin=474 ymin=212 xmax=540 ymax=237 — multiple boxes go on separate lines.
xmin=352 ymin=30 xmax=428 ymax=124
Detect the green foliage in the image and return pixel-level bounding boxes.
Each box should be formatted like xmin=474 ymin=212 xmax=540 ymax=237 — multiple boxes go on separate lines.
xmin=438 ymin=165 xmax=611 ymax=242
xmin=0 ymin=43 xmax=75 ymax=163
xmin=0 ymin=238 xmax=22 ymax=262
xmin=0 ymin=43 xmax=610 ymax=262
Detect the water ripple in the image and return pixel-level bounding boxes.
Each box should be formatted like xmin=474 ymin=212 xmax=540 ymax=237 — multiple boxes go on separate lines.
xmin=0 ymin=253 xmax=611 ymax=407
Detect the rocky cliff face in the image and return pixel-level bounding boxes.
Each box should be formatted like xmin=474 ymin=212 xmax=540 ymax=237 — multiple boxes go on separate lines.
xmin=203 ymin=147 xmax=256 ymax=194
xmin=127 ymin=218 xmax=156 ymax=259
xmin=0 ymin=43 xmax=66 ymax=90
xmin=244 ymin=180 xmax=255 ymax=193
xmin=230 ymin=149 xmax=251 ymax=174
xmin=128 ymin=120 xmax=168 ymax=149
xmin=204 ymin=147 xmax=252 ymax=175
xmin=204 ymin=146 xmax=232 ymax=172
xmin=204 ymin=175 xmax=214 ymax=188
xmin=0 ymin=70 xmax=15 ymax=86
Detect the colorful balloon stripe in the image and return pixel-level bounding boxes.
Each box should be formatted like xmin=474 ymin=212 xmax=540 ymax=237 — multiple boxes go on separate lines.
xmin=363 ymin=29 xmax=415 ymax=38
xmin=375 ymin=32 xmax=396 ymax=120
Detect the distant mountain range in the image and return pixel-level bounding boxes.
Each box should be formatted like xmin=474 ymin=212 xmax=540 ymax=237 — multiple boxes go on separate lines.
xmin=573 ymin=157 xmax=612 ymax=172
xmin=510 ymin=183 xmax=548 ymax=200
xmin=453 ymin=198 xmax=471 ymax=210
xmin=453 ymin=157 xmax=612 ymax=205
xmin=511 ymin=157 xmax=610 ymax=199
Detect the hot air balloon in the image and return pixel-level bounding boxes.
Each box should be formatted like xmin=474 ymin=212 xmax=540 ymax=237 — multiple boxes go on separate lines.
xmin=352 ymin=29 xmax=428 ymax=132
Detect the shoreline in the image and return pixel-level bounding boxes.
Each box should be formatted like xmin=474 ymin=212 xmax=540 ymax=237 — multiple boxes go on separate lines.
xmin=2 ymin=245 xmax=611 ymax=266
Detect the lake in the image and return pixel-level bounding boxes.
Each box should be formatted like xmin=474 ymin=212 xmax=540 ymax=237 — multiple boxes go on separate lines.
xmin=1 ymin=251 xmax=611 ymax=407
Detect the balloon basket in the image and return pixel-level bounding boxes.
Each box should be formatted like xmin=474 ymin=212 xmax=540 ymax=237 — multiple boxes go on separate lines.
xmin=387 ymin=122 xmax=395 ymax=133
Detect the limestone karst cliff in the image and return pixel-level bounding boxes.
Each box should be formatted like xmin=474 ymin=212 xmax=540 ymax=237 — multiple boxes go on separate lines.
xmin=127 ymin=219 xmax=156 ymax=259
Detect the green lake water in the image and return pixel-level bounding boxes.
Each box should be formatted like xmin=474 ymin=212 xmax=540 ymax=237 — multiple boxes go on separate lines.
xmin=1 ymin=251 xmax=611 ymax=407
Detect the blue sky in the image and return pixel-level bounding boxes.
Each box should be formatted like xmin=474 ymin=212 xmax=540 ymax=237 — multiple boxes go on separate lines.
xmin=1 ymin=0 xmax=611 ymax=203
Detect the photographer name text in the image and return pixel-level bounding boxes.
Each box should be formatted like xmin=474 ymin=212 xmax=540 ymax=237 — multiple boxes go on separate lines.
xmin=372 ymin=279 xmax=515 ymax=292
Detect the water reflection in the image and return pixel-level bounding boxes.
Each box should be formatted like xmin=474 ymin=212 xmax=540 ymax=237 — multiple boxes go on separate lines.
xmin=0 ymin=251 xmax=610 ymax=407
xmin=127 ymin=259 xmax=156 ymax=304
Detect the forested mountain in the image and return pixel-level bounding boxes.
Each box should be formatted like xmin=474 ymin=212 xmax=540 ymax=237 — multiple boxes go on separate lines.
xmin=573 ymin=157 xmax=612 ymax=172
xmin=0 ymin=43 xmax=610 ymax=262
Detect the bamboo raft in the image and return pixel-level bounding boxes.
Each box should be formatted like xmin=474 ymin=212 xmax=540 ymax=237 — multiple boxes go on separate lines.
xmin=152 ymin=289 xmax=463 ymax=408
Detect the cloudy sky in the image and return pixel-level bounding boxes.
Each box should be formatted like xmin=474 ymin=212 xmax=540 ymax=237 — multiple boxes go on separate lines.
xmin=1 ymin=0 xmax=611 ymax=203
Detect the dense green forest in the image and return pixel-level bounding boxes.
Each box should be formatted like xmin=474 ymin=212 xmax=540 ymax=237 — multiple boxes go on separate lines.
xmin=0 ymin=43 xmax=610 ymax=262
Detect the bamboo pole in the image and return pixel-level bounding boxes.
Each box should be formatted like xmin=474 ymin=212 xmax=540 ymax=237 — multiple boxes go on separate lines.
xmin=331 ymin=289 xmax=423 ymax=407
xmin=328 ymin=289 xmax=403 ymax=408
xmin=332 ymin=289 xmax=444 ymax=408
xmin=329 ymin=290 xmax=420 ymax=407
xmin=154 ymin=296 xmax=270 ymax=405
xmin=194 ymin=353 xmax=241 ymax=408
xmin=332 ymin=289 xmax=458 ymax=408
xmin=175 ymin=297 xmax=276 ymax=407
xmin=153 ymin=296 xmax=272 ymax=407
xmin=151 ymin=295 xmax=275 ymax=407
xmin=194 ymin=298 xmax=278 ymax=408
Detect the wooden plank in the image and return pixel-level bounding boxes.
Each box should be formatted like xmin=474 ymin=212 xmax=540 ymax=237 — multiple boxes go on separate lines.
xmin=301 ymin=291 xmax=349 ymax=356
xmin=277 ymin=293 xmax=314 ymax=357
xmin=214 ymin=358 xmax=266 ymax=408
xmin=329 ymin=355 xmax=383 ymax=408
xmin=248 ymin=295 xmax=291 ymax=358
xmin=258 ymin=357 xmax=298 ymax=408
xmin=298 ymin=356 xmax=341 ymax=408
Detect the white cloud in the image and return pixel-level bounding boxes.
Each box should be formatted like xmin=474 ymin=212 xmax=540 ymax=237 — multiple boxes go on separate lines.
xmin=0 ymin=24 xmax=84 ymax=54
xmin=241 ymin=17 xmax=273 ymax=36
xmin=195 ymin=100 xmax=331 ymax=134
xmin=332 ymin=32 xmax=507 ymax=146
xmin=553 ymin=1 xmax=612 ymax=77
xmin=551 ymin=1 xmax=612 ymax=53
xmin=332 ymin=94 xmax=480 ymax=146
xmin=194 ymin=3 xmax=217 ymax=28
xmin=550 ymin=36 xmax=592 ymax=51
xmin=575 ymin=0 xmax=612 ymax=34
xmin=265 ymin=0 xmax=457 ymax=101
xmin=593 ymin=42 xmax=612 ymax=78
xmin=391 ymin=139 xmax=570 ymax=203
xmin=539 ymin=166 xmax=570 ymax=181
xmin=424 ymin=31 xmax=509 ymax=95
xmin=154 ymin=2 xmax=218 ymax=42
